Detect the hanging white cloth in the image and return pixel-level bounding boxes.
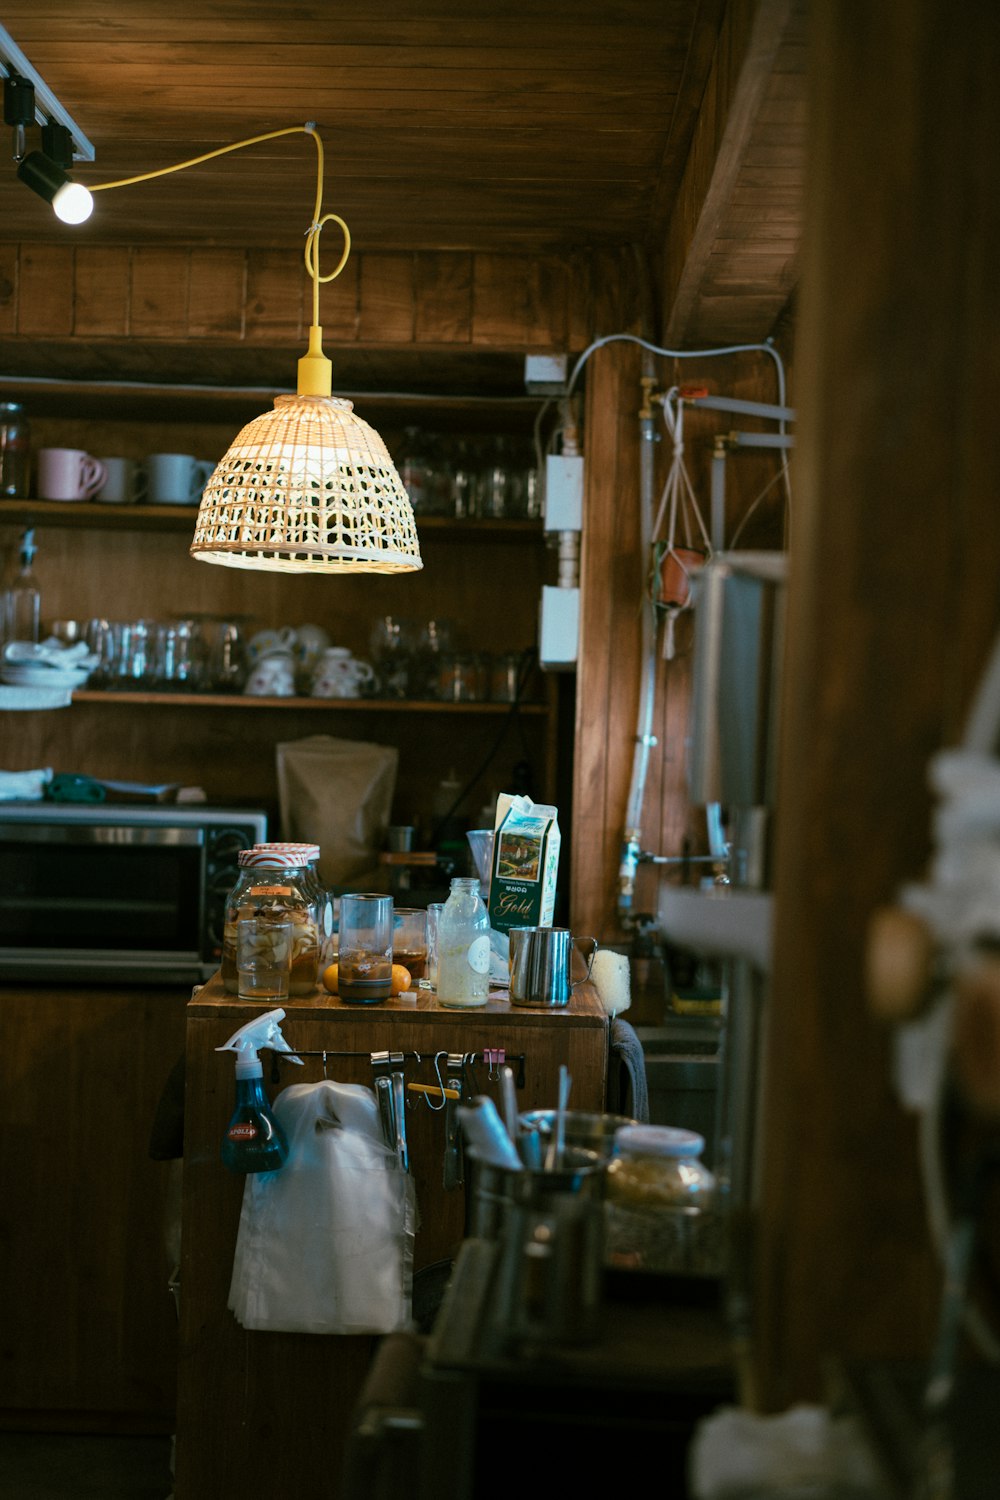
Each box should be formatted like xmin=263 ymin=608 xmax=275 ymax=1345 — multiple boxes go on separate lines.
xmin=228 ymin=1079 xmax=416 ymax=1335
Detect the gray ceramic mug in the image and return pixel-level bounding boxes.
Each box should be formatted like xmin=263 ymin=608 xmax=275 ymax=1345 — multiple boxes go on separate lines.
xmin=508 ymin=926 xmax=598 ymax=1008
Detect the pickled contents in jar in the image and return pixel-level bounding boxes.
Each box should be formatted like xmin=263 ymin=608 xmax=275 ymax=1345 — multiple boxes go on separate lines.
xmin=607 ymin=1153 xmax=715 ymax=1208
xmin=222 ymin=900 xmax=319 ymax=996
xmin=338 ymin=953 xmax=392 ymax=1003
xmin=604 ymin=1129 xmax=719 ymax=1276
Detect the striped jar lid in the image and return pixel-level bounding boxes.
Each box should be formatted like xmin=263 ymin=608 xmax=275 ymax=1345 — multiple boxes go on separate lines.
xmin=252 ymin=841 xmax=321 ymax=861
xmin=238 ymin=845 xmax=317 ymax=868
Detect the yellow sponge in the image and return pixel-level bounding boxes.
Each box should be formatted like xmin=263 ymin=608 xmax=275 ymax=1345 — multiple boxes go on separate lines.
xmin=591 ymin=949 xmax=631 ymax=1016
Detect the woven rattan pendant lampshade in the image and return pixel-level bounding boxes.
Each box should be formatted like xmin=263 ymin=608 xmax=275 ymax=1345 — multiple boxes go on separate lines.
xmin=49 ymin=121 xmax=422 ymax=573
xmin=190 ymin=392 xmax=422 ymax=574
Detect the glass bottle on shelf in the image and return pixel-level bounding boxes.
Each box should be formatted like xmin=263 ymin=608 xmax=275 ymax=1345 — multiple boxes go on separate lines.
xmin=0 ymin=401 xmax=30 ymax=499
xmin=450 ymin=438 xmax=476 ymax=519
xmin=479 ymin=434 xmax=510 ymax=519
xmin=436 ymin=875 xmax=491 ymax=1009
xmin=5 ymin=528 xmax=41 ymax=643
xmin=221 ymin=848 xmax=320 ymax=996
xmin=397 ymin=426 xmax=432 ymax=513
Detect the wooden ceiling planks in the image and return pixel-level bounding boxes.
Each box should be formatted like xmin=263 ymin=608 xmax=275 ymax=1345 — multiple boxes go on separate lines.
xmin=0 ymin=0 xmax=808 ymax=354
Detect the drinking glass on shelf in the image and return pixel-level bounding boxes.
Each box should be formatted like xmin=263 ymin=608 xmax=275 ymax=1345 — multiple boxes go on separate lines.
xmin=157 ymin=618 xmax=206 ymax=689
xmin=424 ymin=903 xmax=445 ymax=989
xmin=370 ymin=615 xmax=415 ymax=698
xmin=120 ymin=618 xmax=158 ymax=687
xmin=414 ymin=617 xmax=454 ymax=699
xmin=338 ymin=893 xmax=394 ymax=1004
xmin=208 ymin=621 xmax=247 ymax=692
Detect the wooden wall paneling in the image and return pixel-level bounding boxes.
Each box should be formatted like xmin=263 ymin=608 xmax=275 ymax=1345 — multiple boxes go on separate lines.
xmin=2 ymin=986 xmax=187 ymax=1421
xmin=186 ymin=250 xmax=246 ymax=339
xmin=414 ymin=252 xmax=473 ymax=344
xmin=322 ymin=252 xmax=360 ymax=345
xmin=357 ymin=254 xmax=415 ymax=344
xmin=471 ymin=255 xmax=561 ymax=350
xmin=571 ymin=340 xmax=644 ymax=941
xmin=244 ymin=249 xmax=306 ymax=342
xmin=0 ymin=245 xmax=16 ymax=334
xmin=752 ymin=0 xmax=1000 ymax=1407
xmin=129 ymin=248 xmax=192 ymax=338
xmin=16 ymin=246 xmax=75 ymax=338
xmin=73 ymin=249 xmax=131 ymax=337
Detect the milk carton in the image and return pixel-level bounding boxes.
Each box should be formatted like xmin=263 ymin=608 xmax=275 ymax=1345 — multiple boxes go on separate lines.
xmin=487 ymin=793 xmax=561 ymax=934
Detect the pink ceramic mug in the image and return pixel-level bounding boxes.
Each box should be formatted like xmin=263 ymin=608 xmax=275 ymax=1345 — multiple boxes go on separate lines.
xmin=36 ymin=447 xmax=107 ymax=502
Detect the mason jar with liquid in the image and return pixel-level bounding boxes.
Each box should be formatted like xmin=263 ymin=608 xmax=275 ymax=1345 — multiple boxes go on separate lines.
xmin=436 ymin=875 xmax=491 ymax=1008
xmin=221 ymin=848 xmax=320 ymax=996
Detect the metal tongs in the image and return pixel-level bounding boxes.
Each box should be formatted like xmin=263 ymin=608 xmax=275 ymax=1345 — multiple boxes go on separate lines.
xmin=370 ymin=1050 xmax=409 ymax=1172
xmin=442 ymin=1051 xmax=466 ymax=1190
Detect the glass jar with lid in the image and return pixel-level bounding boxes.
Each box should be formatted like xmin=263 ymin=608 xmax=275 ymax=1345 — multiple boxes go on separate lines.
xmin=604 ymin=1125 xmax=720 ymax=1276
xmin=436 ymin=876 xmax=491 ymax=1008
xmin=221 ymin=848 xmax=320 ymax=996
xmin=252 ymin=841 xmax=334 ymax=962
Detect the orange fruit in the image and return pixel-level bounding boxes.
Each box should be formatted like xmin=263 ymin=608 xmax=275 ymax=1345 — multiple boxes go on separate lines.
xmin=390 ymin=963 xmax=412 ymax=996
xmin=321 ymin=962 xmax=339 ymax=994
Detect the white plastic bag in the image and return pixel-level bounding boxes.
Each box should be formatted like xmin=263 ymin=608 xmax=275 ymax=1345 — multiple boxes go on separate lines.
xmin=228 ymin=1079 xmax=416 ymax=1335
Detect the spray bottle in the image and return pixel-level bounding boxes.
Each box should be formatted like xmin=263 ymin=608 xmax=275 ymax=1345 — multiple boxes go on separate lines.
xmin=216 ymin=1008 xmax=303 ymax=1174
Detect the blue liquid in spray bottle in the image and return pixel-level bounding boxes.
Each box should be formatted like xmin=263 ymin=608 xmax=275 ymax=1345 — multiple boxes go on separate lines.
xmin=216 ymin=1008 xmax=303 ymax=1174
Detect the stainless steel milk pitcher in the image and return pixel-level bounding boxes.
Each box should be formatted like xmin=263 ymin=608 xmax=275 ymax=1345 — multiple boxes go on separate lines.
xmin=508 ymin=926 xmax=598 ymax=1008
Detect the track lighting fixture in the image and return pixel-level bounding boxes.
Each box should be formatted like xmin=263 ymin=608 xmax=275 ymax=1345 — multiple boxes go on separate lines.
xmin=16 ymin=148 xmax=93 ymax=223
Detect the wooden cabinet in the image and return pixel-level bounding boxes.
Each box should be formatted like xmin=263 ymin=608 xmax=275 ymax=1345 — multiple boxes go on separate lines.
xmin=174 ymin=977 xmax=608 ymax=1500
xmin=0 ymin=983 xmax=188 ymax=1427
xmin=0 ymin=382 xmax=565 ymax=830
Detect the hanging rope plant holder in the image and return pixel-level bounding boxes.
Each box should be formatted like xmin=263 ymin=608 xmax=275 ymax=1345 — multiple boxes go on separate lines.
xmin=651 ymin=388 xmax=713 ymax=660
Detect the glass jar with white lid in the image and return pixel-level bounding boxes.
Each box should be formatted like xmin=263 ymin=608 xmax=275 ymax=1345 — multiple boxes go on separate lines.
xmin=604 ymin=1125 xmax=720 ymax=1275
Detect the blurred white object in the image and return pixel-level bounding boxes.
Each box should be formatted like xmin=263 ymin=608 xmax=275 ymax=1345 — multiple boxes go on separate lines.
xmin=689 ymin=1403 xmax=881 ymax=1499
xmin=0 ymin=766 xmax=53 ymax=799
xmin=591 ymin=948 xmax=631 ymax=1015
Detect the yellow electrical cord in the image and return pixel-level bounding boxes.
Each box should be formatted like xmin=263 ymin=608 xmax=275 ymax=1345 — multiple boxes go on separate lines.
xmin=87 ymin=123 xmax=350 ymax=356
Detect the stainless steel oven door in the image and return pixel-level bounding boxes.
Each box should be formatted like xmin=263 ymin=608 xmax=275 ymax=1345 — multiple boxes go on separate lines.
xmin=0 ymin=819 xmax=207 ymax=983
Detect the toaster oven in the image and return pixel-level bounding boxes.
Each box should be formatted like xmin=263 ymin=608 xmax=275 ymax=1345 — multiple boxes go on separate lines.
xmin=0 ymin=802 xmax=268 ymax=983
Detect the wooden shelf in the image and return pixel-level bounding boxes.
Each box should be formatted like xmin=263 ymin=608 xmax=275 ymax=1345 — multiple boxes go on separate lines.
xmin=70 ymin=689 xmax=547 ymax=713
xmin=0 ymin=499 xmax=545 ymax=541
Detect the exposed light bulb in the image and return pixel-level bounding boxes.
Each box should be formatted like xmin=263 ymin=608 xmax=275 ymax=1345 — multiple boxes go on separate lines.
xmin=52 ymin=181 xmax=93 ymax=224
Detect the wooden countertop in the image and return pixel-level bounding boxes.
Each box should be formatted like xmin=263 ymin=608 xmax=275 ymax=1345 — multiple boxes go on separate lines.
xmin=189 ymin=971 xmax=608 ymax=1029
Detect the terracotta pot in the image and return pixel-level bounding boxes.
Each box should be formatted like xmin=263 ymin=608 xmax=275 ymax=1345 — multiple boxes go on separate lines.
xmin=657 ymin=546 xmax=706 ymax=608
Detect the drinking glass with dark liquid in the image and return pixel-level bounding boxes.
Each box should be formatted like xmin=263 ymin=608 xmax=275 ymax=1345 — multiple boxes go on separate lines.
xmin=393 ymin=907 xmax=428 ymax=982
xmin=338 ymin=893 xmax=394 ymax=1004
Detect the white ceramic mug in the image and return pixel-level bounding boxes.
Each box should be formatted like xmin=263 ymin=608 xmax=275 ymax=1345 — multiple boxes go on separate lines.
xmin=146 ymin=452 xmax=215 ymax=505
xmin=95 ymin=456 xmax=148 ymax=505
xmin=311 ymin=647 xmax=376 ymax=699
xmin=244 ymin=649 xmax=297 ymax=697
xmin=36 ymin=447 xmax=107 ymax=502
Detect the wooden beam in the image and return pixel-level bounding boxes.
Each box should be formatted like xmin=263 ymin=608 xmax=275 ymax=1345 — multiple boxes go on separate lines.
xmin=753 ymin=0 xmax=1000 ymax=1405
xmin=661 ymin=0 xmax=796 ymax=345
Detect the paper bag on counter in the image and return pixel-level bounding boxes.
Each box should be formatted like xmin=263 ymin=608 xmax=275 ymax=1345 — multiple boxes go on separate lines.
xmin=276 ymin=734 xmax=398 ymax=887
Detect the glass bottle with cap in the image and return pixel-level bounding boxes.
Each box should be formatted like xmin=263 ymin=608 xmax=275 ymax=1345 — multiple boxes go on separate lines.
xmin=435 ymin=875 xmax=491 ymax=1008
xmin=0 ymin=402 xmax=30 ymax=499
xmin=604 ymin=1125 xmax=719 ymax=1276
xmin=221 ymin=847 xmax=320 ymax=996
